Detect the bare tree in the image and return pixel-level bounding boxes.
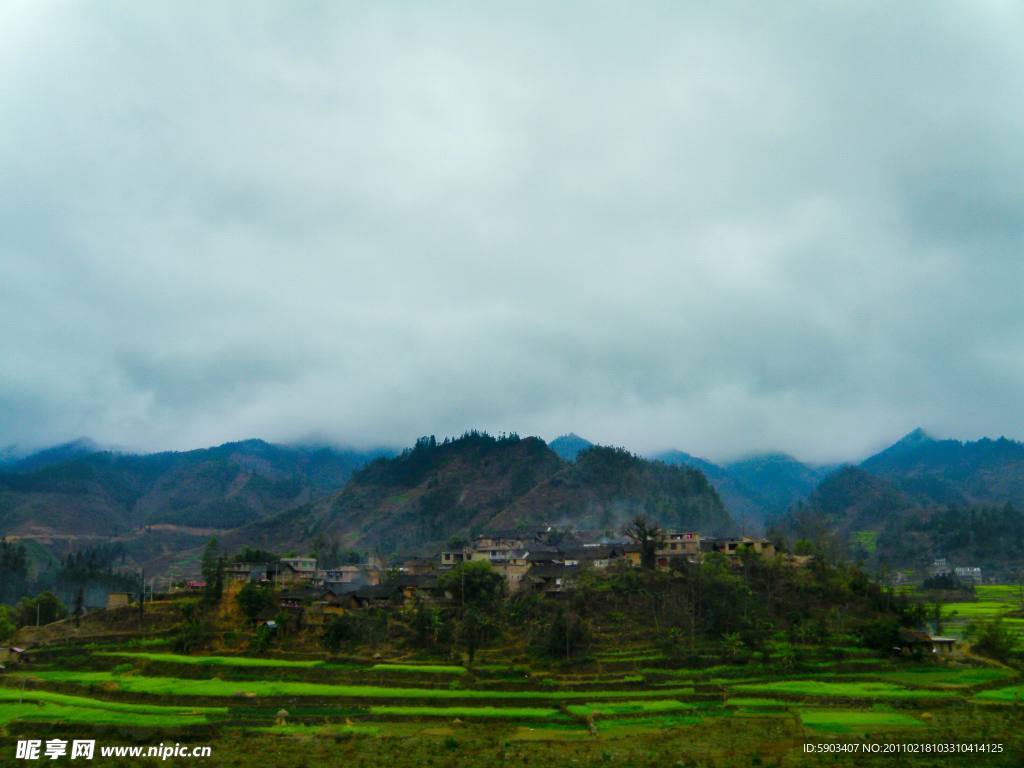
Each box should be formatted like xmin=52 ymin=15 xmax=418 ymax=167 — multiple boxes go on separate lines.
xmin=623 ymin=516 xmax=666 ymax=570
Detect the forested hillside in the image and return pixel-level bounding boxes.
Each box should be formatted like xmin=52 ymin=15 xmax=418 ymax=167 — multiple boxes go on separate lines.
xmin=237 ymin=432 xmax=732 ymax=556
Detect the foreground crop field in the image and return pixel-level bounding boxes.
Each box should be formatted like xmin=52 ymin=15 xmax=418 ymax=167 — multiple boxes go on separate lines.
xmin=2 ymin=638 xmax=1023 ymax=767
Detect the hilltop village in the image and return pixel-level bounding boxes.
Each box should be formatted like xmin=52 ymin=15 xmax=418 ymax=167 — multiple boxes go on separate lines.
xmin=168 ymin=528 xmax=798 ymax=629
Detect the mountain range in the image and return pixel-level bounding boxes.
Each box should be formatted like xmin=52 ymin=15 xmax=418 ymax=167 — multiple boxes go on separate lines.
xmin=0 ymin=439 xmax=392 ymax=579
xmin=5 ymin=427 xmax=1024 ymax=577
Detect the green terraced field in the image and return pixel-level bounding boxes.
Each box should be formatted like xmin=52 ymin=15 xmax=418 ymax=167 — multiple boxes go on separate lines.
xmin=370 ymin=705 xmax=563 ymax=719
xmin=0 ymin=688 xmax=227 ymax=728
xmin=0 ymin=702 xmax=218 ymax=728
xmin=799 ymin=708 xmax=924 ymax=733
xmin=19 ymin=671 xmax=694 ymax=702
xmin=5 ymin=639 xmax=1021 ymax=767
xmin=94 ymin=651 xmax=325 ymax=668
xmin=974 ymin=685 xmax=1024 ymax=703
xmin=869 ymin=666 xmax=1015 ymax=688
xmin=728 ymin=679 xmax=955 ymax=699
xmin=0 ymin=687 xmax=226 ymax=716
xmin=566 ymin=700 xmax=697 ymax=717
xmin=369 ymin=663 xmax=467 ymax=675
xmin=595 ymin=714 xmax=707 ymax=733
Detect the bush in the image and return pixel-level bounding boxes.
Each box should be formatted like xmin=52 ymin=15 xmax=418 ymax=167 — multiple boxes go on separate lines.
xmin=15 ymin=592 xmax=67 ymax=627
xmin=971 ymin=617 xmax=1017 ymax=661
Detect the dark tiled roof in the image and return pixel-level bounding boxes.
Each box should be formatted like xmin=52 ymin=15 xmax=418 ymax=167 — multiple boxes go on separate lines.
xmin=527 ymin=564 xmax=580 ymax=579
xmin=557 ymin=545 xmax=620 ymax=560
xmin=393 ymin=574 xmax=441 ymax=589
xmin=351 ymin=584 xmax=403 ymax=600
xmin=279 ymin=588 xmax=318 ymax=602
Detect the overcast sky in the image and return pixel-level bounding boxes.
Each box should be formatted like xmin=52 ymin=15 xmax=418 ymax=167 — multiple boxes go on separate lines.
xmin=2 ymin=2 xmax=1024 ymax=463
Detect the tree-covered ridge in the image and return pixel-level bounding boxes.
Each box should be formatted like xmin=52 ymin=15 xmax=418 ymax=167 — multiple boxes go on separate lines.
xmin=238 ymin=432 xmax=731 ymax=557
xmin=772 ymin=465 xmax=1024 ymax=575
xmin=861 ymin=430 xmax=1024 ymax=507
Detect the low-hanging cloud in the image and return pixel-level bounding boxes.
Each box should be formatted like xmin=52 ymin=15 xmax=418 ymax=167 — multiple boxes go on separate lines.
xmin=2 ymin=1 xmax=1024 ymax=463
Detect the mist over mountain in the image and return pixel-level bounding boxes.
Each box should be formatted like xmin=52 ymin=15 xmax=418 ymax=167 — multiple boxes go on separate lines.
xmin=650 ymin=449 xmax=834 ymax=529
xmin=0 ymin=438 xmax=101 ymax=473
xmin=724 ymin=453 xmax=834 ymax=516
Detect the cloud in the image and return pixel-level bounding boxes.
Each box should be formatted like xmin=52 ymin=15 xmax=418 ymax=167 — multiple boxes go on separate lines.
xmin=2 ymin=1 xmax=1024 ymax=461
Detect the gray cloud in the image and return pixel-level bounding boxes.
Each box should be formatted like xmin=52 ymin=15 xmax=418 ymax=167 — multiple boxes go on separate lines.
xmin=2 ymin=1 xmax=1024 ymax=462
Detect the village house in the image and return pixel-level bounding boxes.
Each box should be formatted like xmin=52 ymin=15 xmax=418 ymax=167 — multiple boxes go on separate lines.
xmin=656 ymin=532 xmax=701 ymax=568
xmin=278 ymin=587 xmax=318 ymax=611
xmin=305 ymin=589 xmax=350 ymax=626
xmin=279 ymin=557 xmax=317 ymax=583
xmin=524 ymin=564 xmax=579 ymax=594
xmin=226 ymin=562 xmax=269 ymax=583
xmin=703 ymin=536 xmax=776 ymax=558
xmin=392 ymin=574 xmax=445 ymax=603
xmin=897 ymin=628 xmax=957 ymax=656
xmin=105 ymin=592 xmax=132 ymax=610
xmin=555 ymin=544 xmax=631 ymax=570
xmin=320 ymin=563 xmax=383 ymax=588
xmin=927 ymin=558 xmax=951 ymax=578
xmin=341 ymin=584 xmax=404 ymax=610
xmin=467 ymin=533 xmax=530 ymax=563
xmin=489 ymin=551 xmax=534 ymax=592
xmin=439 ymin=549 xmax=468 ymax=569
xmin=401 ymin=558 xmax=435 ymax=575
xmin=954 ymin=566 xmax=983 ymax=586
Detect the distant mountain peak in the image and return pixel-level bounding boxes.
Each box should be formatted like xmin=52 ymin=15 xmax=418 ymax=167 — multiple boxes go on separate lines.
xmin=548 ymin=433 xmax=594 ymax=462
xmin=896 ymin=427 xmax=936 ymax=445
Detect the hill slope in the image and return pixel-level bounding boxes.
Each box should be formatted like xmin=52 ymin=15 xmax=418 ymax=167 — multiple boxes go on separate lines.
xmin=239 ymin=432 xmax=733 ymax=556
